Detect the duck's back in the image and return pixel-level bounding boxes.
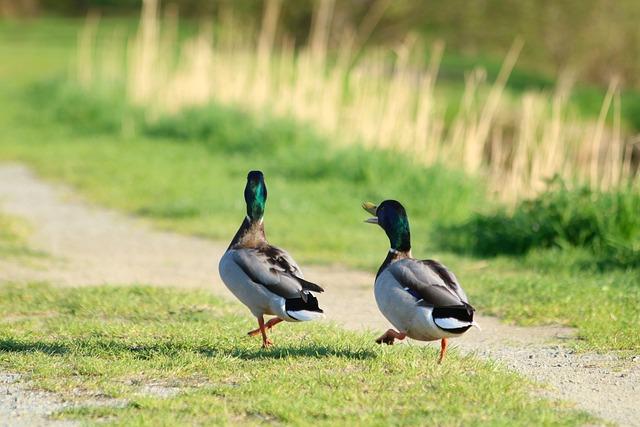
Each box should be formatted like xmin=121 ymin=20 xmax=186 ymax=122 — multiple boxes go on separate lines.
xmin=374 ymin=258 xmax=472 ymax=340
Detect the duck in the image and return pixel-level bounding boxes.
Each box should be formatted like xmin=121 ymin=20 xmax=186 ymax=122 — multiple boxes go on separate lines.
xmin=219 ymin=171 xmax=325 ymax=347
xmin=362 ymin=200 xmax=477 ymax=363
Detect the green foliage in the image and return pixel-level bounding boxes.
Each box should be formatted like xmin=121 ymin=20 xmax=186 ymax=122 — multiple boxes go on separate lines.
xmin=0 ymin=283 xmax=593 ymax=425
xmin=570 ymin=87 xmax=640 ymax=132
xmin=143 ymin=105 xmax=479 ymax=200
xmin=436 ymin=53 xmax=556 ymax=92
xmin=28 ymin=79 xmax=132 ymax=134
xmin=438 ymin=183 xmax=640 ymax=268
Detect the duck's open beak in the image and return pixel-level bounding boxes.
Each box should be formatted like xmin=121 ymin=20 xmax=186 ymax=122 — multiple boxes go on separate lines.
xmin=362 ymin=202 xmax=378 ymax=224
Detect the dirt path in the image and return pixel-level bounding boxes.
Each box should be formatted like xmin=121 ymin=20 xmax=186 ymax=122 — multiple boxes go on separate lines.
xmin=0 ymin=163 xmax=638 ymax=426
xmin=0 ymin=373 xmax=75 ymax=427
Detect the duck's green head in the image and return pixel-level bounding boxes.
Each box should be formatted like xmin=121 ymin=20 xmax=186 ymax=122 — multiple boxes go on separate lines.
xmin=363 ymin=200 xmax=411 ymax=252
xmin=244 ymin=170 xmax=267 ymax=222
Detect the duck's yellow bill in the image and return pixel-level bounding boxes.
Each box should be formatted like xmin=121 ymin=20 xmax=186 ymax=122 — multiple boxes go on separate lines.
xmin=362 ymin=201 xmax=378 ymax=215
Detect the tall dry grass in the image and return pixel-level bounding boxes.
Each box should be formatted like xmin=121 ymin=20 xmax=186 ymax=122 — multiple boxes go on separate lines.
xmin=77 ymin=0 xmax=638 ymax=201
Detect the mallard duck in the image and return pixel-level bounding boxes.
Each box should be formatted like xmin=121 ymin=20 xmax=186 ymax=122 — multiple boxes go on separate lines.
xmin=219 ymin=171 xmax=325 ymax=347
xmin=362 ymin=200 xmax=477 ymax=363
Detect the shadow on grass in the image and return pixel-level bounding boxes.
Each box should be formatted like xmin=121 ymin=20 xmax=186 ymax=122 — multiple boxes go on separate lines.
xmin=217 ymin=345 xmax=375 ymax=360
xmin=0 ymin=338 xmax=68 ymax=355
xmin=0 ymin=338 xmax=375 ymax=360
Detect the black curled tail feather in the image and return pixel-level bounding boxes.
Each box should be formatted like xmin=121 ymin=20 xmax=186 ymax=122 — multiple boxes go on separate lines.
xmin=285 ymin=293 xmax=323 ymax=314
xmin=294 ymin=276 xmax=324 ymax=293
xmin=432 ymin=303 xmax=474 ymax=322
xmin=432 ymin=303 xmax=475 ymax=334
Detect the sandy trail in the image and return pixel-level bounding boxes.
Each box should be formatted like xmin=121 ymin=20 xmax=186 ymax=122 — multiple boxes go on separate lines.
xmin=0 ymin=163 xmax=638 ymax=426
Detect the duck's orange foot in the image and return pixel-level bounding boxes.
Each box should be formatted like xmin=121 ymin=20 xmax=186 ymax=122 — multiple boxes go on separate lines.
xmin=261 ymin=338 xmax=274 ymax=348
xmin=248 ymin=317 xmax=283 ymax=337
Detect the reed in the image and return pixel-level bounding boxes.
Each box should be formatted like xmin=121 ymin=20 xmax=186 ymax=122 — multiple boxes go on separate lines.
xmin=76 ymin=0 xmax=638 ymax=201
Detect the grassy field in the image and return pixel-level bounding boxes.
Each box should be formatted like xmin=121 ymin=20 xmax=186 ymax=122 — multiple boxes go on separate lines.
xmin=0 ymin=283 xmax=592 ymax=425
xmin=0 ymin=19 xmax=639 ymax=354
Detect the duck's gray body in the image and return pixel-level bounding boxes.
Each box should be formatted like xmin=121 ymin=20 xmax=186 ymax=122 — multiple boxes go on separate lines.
xmin=219 ymin=245 xmax=322 ymax=321
xmin=375 ymin=254 xmax=474 ymax=341
xmin=219 ymin=250 xmax=288 ymax=319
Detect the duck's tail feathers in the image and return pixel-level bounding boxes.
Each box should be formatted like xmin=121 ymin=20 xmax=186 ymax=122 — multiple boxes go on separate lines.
xmin=285 ymin=293 xmax=324 ymax=321
xmin=433 ymin=303 xmax=475 ymax=334
xmin=294 ymin=276 xmax=324 ymax=293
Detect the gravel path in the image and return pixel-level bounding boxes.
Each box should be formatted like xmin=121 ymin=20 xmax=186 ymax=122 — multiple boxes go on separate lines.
xmin=0 ymin=163 xmax=638 ymax=426
xmin=0 ymin=373 xmax=75 ymax=427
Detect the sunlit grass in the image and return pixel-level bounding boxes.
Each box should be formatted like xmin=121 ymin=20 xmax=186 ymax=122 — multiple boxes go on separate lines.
xmin=0 ymin=283 xmax=593 ymax=426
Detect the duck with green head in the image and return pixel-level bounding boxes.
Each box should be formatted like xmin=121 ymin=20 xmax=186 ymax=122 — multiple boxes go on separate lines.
xmin=219 ymin=171 xmax=325 ymax=347
xmin=363 ymin=200 xmax=478 ymax=363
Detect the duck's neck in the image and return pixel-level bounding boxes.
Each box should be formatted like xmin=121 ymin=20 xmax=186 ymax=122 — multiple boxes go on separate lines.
xmin=376 ymin=248 xmax=412 ymax=278
xmin=228 ymin=216 xmax=266 ymax=249
xmin=384 ymin=219 xmax=411 ymax=255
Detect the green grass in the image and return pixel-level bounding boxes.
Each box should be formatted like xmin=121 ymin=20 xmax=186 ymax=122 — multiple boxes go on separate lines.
xmin=0 ymin=18 xmax=639 ymax=353
xmin=459 ymin=250 xmax=640 ymax=352
xmin=0 ymin=283 xmax=592 ymax=426
xmin=439 ymin=182 xmax=640 ymax=268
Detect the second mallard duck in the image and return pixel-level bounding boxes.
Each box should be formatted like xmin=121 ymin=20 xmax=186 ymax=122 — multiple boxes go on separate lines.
xmin=219 ymin=171 xmax=325 ymax=348
xmin=363 ymin=200 xmax=478 ymax=363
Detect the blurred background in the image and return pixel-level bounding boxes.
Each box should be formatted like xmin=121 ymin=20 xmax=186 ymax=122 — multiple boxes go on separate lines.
xmin=5 ymin=0 xmax=640 ymax=194
xmin=0 ymin=0 xmax=639 ymax=352
xmin=5 ymin=0 xmax=640 ymax=88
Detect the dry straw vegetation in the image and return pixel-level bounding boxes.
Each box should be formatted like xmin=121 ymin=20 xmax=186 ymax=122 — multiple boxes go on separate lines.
xmin=77 ymin=0 xmax=638 ymax=201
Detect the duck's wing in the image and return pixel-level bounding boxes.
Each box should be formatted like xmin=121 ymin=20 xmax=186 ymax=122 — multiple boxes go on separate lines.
xmin=231 ymin=245 xmax=324 ymax=300
xmin=387 ymin=258 xmax=469 ymax=306
xmin=419 ymin=259 xmax=469 ymax=303
xmin=387 ymin=258 xmax=475 ymax=331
